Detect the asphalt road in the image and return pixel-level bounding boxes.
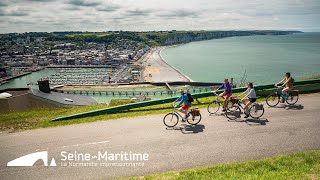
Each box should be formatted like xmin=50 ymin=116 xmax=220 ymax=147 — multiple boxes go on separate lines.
xmin=0 ymin=94 xmax=319 ymax=180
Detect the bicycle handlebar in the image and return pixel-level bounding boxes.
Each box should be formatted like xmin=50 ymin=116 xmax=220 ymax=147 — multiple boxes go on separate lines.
xmin=172 ymin=103 xmax=179 ymax=110
xmin=212 ymin=91 xmax=219 ymax=96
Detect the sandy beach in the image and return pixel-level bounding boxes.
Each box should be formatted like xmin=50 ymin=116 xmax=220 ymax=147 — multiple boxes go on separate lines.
xmin=140 ymin=47 xmax=191 ymax=82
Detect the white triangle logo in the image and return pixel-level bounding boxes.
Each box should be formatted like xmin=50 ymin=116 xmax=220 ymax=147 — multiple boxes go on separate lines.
xmin=50 ymin=158 xmax=56 ymax=167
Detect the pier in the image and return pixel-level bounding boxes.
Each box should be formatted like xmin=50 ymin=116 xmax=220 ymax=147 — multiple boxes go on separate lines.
xmin=53 ymin=86 xmax=216 ymax=97
xmin=51 ymin=81 xmax=228 ymax=98
xmin=2 ymin=72 xmax=32 ymax=81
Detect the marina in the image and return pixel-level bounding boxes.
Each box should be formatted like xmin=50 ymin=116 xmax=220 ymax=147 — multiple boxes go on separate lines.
xmin=0 ymin=65 xmax=139 ymax=89
xmin=43 ymin=68 xmax=112 ymax=85
xmin=42 ymin=66 xmax=138 ymax=85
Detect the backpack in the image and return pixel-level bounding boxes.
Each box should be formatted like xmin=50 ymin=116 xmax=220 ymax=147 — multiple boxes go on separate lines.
xmin=186 ymin=92 xmax=194 ymax=103
xmin=291 ymin=77 xmax=295 ymax=84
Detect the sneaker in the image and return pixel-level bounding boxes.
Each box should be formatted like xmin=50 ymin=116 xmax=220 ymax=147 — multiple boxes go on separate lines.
xmin=222 ymin=109 xmax=226 ymax=112
xmin=244 ymin=114 xmax=249 ymax=118
xmin=182 ymin=119 xmax=186 ymax=122
xmin=281 ymin=98 xmax=285 ymax=103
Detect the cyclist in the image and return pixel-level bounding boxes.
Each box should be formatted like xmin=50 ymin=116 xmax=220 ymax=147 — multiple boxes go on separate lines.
xmin=275 ymin=72 xmax=293 ymax=101
xmin=213 ymin=78 xmax=232 ymax=112
xmin=238 ymin=82 xmax=256 ymax=118
xmin=173 ymin=89 xmax=191 ymax=121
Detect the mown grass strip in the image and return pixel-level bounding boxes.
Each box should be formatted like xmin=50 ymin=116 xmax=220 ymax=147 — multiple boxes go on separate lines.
xmin=122 ymin=150 xmax=320 ymax=180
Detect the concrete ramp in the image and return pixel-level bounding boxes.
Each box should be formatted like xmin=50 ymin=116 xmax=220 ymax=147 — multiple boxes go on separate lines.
xmin=164 ymin=82 xmax=172 ymax=91
xmin=31 ymin=89 xmax=98 ymax=106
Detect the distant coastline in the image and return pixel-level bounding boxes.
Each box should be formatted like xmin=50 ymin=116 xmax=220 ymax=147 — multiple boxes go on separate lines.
xmin=155 ymin=32 xmax=320 ymax=85
xmin=139 ymin=31 xmax=304 ymax=83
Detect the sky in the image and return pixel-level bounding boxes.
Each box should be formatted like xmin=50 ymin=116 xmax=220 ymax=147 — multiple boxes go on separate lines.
xmin=0 ymin=0 xmax=319 ymax=33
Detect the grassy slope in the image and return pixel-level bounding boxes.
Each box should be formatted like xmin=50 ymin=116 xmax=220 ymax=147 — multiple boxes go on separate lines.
xmin=0 ymin=95 xmax=216 ymax=132
xmin=2 ymin=91 xmax=255 ymax=132
xmin=123 ymin=150 xmax=320 ymax=180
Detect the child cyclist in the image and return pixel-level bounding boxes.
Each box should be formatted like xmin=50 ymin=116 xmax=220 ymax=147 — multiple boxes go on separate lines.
xmin=238 ymin=82 xmax=256 ymax=118
xmin=173 ymin=89 xmax=192 ymax=121
xmin=213 ymin=78 xmax=232 ymax=112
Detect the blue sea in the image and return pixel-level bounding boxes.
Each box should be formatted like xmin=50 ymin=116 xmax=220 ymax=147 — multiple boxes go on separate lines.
xmin=161 ymin=32 xmax=320 ymax=85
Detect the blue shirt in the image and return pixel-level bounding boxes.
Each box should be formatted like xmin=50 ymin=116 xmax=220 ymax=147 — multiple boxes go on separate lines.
xmin=219 ymin=82 xmax=232 ymax=94
xmin=175 ymin=93 xmax=191 ymax=107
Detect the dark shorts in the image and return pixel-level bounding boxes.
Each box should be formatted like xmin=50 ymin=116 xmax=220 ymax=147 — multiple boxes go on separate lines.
xmin=249 ymin=98 xmax=256 ymax=103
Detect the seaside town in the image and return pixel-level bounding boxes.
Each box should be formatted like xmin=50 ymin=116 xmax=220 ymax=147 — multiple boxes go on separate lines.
xmin=0 ymin=32 xmax=151 ymax=85
xmin=0 ymin=30 xmax=299 ymax=86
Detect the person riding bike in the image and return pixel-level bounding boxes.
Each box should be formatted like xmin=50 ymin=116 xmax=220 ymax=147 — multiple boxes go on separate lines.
xmin=238 ymin=82 xmax=256 ymax=118
xmin=213 ymin=78 xmax=232 ymax=112
xmin=275 ymin=72 xmax=294 ymax=102
xmin=173 ymin=89 xmax=192 ymax=121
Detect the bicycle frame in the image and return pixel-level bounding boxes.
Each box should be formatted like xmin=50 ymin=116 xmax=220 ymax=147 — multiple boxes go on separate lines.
xmin=164 ymin=105 xmax=202 ymax=127
xmin=234 ymin=101 xmax=245 ymax=112
xmin=171 ymin=101 xmax=190 ymax=119
xmin=172 ymin=108 xmax=186 ymax=120
xmin=274 ymin=87 xmax=291 ymax=98
xmin=227 ymin=98 xmax=264 ymax=119
xmin=212 ymin=92 xmax=226 ymax=103
xmin=232 ymin=98 xmax=257 ymax=112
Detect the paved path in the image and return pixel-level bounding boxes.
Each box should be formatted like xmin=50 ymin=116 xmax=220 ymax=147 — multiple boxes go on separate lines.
xmin=142 ymin=47 xmax=190 ymax=82
xmin=0 ymin=94 xmax=319 ymax=180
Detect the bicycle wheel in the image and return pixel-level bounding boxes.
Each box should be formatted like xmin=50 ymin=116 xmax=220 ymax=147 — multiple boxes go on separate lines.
xmin=286 ymin=94 xmax=299 ymax=105
xmin=207 ymin=101 xmax=220 ymax=114
xmin=225 ymin=104 xmax=241 ymax=120
xmin=187 ymin=112 xmax=202 ymax=125
xmin=266 ymin=93 xmax=280 ymax=107
xmin=163 ymin=113 xmax=179 ymax=127
xmin=249 ymin=104 xmax=265 ymax=119
xmin=227 ymin=100 xmax=240 ymax=111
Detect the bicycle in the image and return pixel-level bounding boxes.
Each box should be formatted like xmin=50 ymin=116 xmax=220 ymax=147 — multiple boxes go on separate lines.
xmin=225 ymin=97 xmax=265 ymax=120
xmin=207 ymin=91 xmax=237 ymax=114
xmin=266 ymin=86 xmax=299 ymax=107
xmin=163 ymin=104 xmax=202 ymax=127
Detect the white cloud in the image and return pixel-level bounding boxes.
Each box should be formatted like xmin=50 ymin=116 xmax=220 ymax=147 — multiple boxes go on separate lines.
xmin=0 ymin=0 xmax=319 ymax=33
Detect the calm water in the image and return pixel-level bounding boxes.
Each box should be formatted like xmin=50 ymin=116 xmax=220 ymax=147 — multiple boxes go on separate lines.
xmin=0 ymin=68 xmax=59 ymax=90
xmin=161 ymin=32 xmax=320 ymax=85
